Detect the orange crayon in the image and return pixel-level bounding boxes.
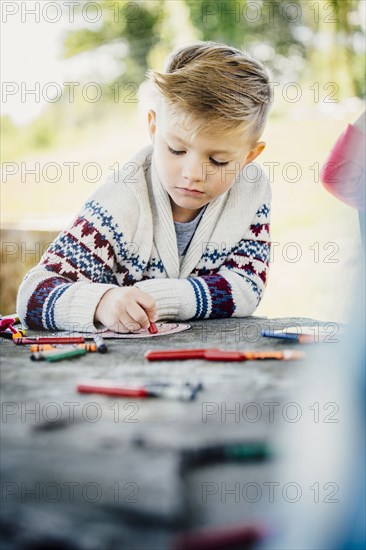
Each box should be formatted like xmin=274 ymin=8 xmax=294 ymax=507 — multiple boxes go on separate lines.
xmin=29 ymin=343 xmax=97 ymax=353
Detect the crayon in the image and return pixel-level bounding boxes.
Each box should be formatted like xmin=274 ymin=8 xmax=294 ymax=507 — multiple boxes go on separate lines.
xmin=93 ymin=334 xmax=108 ymax=353
xmin=44 ymin=348 xmax=87 ymax=362
xmin=0 ymin=318 xmax=25 ymax=338
xmin=0 ymin=328 xmax=26 ymax=338
xmin=172 ymin=522 xmax=266 ymax=550
xmin=31 ymin=347 xmax=87 ymax=361
xmin=13 ymin=336 xmax=85 ymax=345
xmin=31 ymin=348 xmax=75 ymax=361
xmin=152 ymin=384 xmax=196 ymax=401
xmin=148 ymin=322 xmax=158 ymax=334
xmin=203 ymin=349 xmax=305 ymax=361
xmin=261 ymin=329 xmax=316 ymax=344
xmin=78 ymin=383 xmax=152 ymax=398
xmin=145 ymin=348 xmax=220 ymax=361
xmin=0 ymin=315 xmax=20 ymax=326
xmin=0 ymin=332 xmax=14 ymax=340
xmin=77 ymin=381 xmax=197 ymax=401
xmin=145 ymin=348 xmax=305 ymax=362
xmin=11 ymin=328 xmax=26 ymax=337
xmin=0 ymin=318 xmax=16 ymax=330
xmin=11 ymin=331 xmax=26 ymax=339
xmin=29 ymin=344 xmax=61 ymax=353
xmin=180 ymin=441 xmax=272 ymax=469
xmin=29 ymin=343 xmax=97 ymax=353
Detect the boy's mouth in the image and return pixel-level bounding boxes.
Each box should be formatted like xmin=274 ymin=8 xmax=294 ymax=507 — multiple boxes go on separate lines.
xmin=176 ymin=187 xmax=204 ymax=196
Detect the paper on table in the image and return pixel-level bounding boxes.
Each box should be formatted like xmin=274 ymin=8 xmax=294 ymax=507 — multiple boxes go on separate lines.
xmin=100 ymin=322 xmax=191 ymax=338
xmin=56 ymin=323 xmax=191 ymax=339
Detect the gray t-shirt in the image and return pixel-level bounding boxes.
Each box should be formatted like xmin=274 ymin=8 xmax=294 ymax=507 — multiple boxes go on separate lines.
xmin=174 ymin=207 xmax=207 ymax=258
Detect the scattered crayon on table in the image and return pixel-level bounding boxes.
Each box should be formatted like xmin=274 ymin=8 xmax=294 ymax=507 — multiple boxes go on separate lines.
xmin=13 ymin=336 xmax=85 ymax=345
xmin=29 ymin=343 xmax=97 ymax=353
xmin=261 ymin=329 xmax=319 ymax=343
xmin=0 ymin=314 xmax=20 ymax=324
xmin=172 ymin=522 xmax=267 ymax=550
xmin=0 ymin=318 xmax=16 ymax=330
xmin=77 ymin=381 xmax=198 ymax=401
xmin=31 ymin=347 xmax=87 ymax=362
xmin=0 ymin=317 xmax=26 ymax=339
xmin=92 ymin=334 xmax=108 ymax=353
xmin=0 ymin=332 xmax=14 ymax=340
xmin=180 ymin=441 xmax=272 ymax=469
xmin=145 ymin=348 xmax=305 ymax=362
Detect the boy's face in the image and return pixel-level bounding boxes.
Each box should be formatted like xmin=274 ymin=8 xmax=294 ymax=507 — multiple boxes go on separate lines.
xmin=148 ymin=104 xmax=265 ymax=222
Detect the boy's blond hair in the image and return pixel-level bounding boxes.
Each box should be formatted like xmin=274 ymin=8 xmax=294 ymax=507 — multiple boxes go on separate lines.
xmin=147 ymin=41 xmax=272 ymax=143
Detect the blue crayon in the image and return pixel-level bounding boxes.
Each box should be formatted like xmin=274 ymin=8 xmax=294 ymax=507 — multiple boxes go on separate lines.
xmin=261 ymin=329 xmax=300 ymax=341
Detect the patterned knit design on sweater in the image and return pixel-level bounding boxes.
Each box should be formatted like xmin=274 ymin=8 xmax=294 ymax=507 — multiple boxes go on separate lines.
xmin=188 ymin=203 xmax=270 ymax=319
xmin=26 ymin=278 xmax=72 ymax=330
xmin=17 ymin=146 xmax=272 ymax=331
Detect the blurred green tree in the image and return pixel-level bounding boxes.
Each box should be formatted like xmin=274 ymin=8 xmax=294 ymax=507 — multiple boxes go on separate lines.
xmin=63 ymin=0 xmax=165 ymax=84
xmin=2 ymin=0 xmax=364 ymax=163
xmin=301 ymin=0 xmax=364 ymax=98
xmin=183 ymin=0 xmax=364 ymax=96
xmin=183 ymin=0 xmax=305 ymax=66
xmin=61 ymin=0 xmax=364 ymax=96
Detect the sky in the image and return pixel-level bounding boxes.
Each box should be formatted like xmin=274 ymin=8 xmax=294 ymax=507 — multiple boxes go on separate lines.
xmin=1 ymin=2 xmax=70 ymax=124
xmin=1 ymin=0 xmax=124 ymax=125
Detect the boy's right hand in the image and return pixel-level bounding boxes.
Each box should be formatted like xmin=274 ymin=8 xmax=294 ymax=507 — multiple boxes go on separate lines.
xmin=94 ymin=287 xmax=157 ymax=333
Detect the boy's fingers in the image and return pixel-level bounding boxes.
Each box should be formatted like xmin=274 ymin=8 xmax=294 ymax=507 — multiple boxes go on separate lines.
xmin=134 ymin=301 xmax=157 ymax=323
xmin=145 ymin=307 xmax=157 ymax=324
xmin=125 ymin=302 xmax=150 ymax=330
xmin=122 ymin=313 xmax=142 ymax=332
xmin=134 ymin=290 xmax=156 ymax=312
xmin=108 ymin=321 xmax=130 ymax=334
xmin=114 ymin=311 xmax=141 ymax=333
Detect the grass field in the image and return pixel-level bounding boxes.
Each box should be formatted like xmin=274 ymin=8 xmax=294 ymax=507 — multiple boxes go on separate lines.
xmin=1 ymin=108 xmax=364 ymax=322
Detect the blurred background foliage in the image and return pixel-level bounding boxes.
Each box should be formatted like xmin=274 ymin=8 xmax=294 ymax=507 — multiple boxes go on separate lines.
xmin=1 ymin=0 xmax=365 ymax=319
xmin=2 ymin=0 xmax=364 ymax=163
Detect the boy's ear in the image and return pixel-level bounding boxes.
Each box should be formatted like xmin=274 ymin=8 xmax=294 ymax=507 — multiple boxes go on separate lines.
xmin=147 ymin=109 xmax=157 ymax=141
xmin=244 ymin=141 xmax=266 ymax=164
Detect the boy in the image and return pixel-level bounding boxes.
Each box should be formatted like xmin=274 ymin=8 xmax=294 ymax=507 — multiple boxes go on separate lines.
xmin=17 ymin=41 xmax=272 ymax=333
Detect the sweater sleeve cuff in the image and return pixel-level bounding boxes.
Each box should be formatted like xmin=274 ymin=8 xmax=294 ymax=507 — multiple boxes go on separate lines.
xmin=55 ymin=282 xmax=118 ymax=332
xmin=134 ymin=278 xmax=197 ymax=321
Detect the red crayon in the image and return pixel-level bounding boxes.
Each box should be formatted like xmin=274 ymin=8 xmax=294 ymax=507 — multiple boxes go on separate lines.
xmin=145 ymin=349 xmax=220 ymax=360
xmin=148 ymin=322 xmax=158 ymax=335
xmin=76 ymin=382 xmax=196 ymax=401
xmin=172 ymin=522 xmax=266 ymax=550
xmin=145 ymin=348 xmax=305 ymax=362
xmin=77 ymin=383 xmax=151 ymax=398
xmin=13 ymin=336 xmax=85 ymax=345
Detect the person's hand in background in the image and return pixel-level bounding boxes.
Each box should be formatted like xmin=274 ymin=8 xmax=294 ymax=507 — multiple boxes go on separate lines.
xmin=321 ymin=109 xmax=365 ymax=211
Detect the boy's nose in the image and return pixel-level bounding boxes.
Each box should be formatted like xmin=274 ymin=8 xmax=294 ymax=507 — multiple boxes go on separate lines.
xmin=182 ymin=159 xmax=204 ymax=184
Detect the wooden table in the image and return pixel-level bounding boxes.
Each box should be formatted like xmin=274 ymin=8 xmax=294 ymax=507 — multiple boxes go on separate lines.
xmin=0 ymin=316 xmax=328 ymax=549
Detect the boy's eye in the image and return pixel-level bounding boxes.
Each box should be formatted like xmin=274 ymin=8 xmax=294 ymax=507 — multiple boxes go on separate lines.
xmin=211 ymin=159 xmax=229 ymax=166
xmin=167 ymin=145 xmax=229 ymax=166
xmin=168 ymin=146 xmax=185 ymax=156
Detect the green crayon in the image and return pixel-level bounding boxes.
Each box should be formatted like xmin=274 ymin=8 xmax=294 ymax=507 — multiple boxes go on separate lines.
xmin=45 ymin=347 xmax=87 ymax=362
xmin=180 ymin=441 xmax=272 ymax=469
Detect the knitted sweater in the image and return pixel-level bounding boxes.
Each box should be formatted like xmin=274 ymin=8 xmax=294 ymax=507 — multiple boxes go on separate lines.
xmin=17 ymin=145 xmax=271 ymax=332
